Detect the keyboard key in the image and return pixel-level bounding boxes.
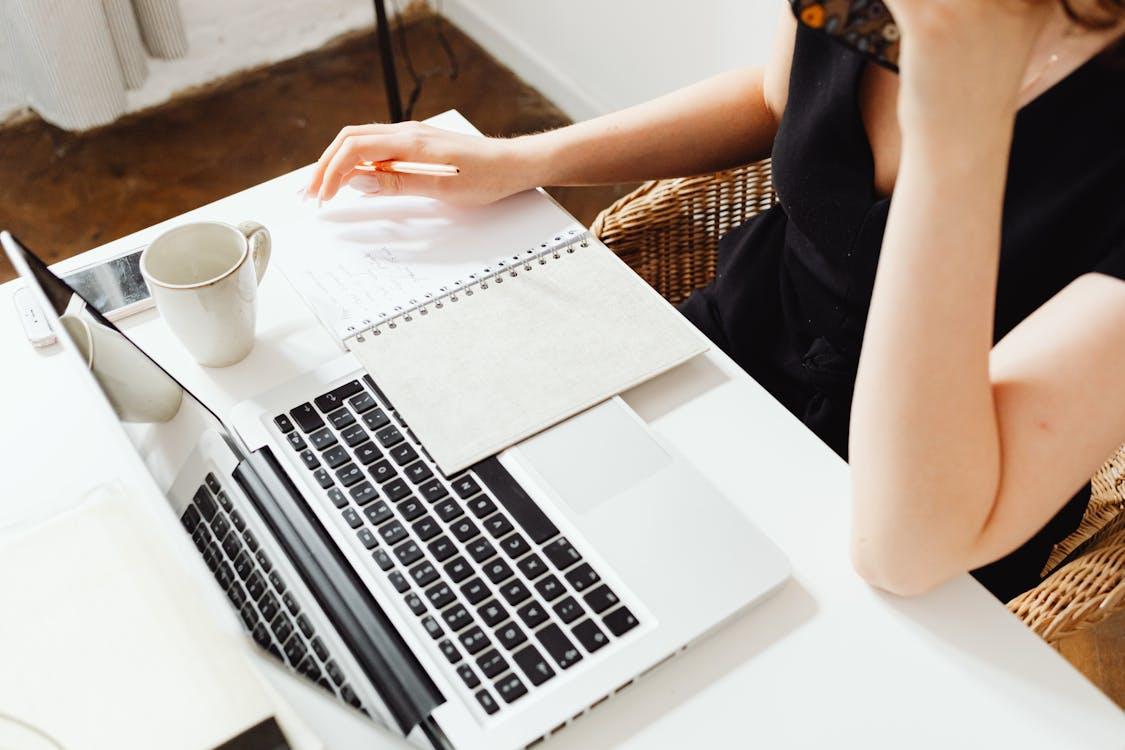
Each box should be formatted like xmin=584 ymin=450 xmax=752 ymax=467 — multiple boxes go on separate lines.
xmin=513 ymin=645 xmax=556 ymax=687
xmin=349 ymin=481 xmax=378 ymax=506
xmin=216 ymin=491 xmax=233 ymax=513
xmin=483 ymin=514 xmax=514 ymax=539
xmin=291 ymin=403 xmax=325 ymax=433
xmin=272 ymin=613 xmax=294 ymax=644
xmin=472 ymin=457 xmax=560 ymax=544
xmin=254 ymin=549 xmax=272 ymax=573
xmin=459 ymin=578 xmax=490 ymax=605
xmin=475 ymin=689 xmax=499 ymax=715
xmin=476 ymin=649 xmax=507 ymax=678
xmin=412 ymin=515 xmax=441 ymax=541
xmin=341 ymin=508 xmax=363 ymax=529
xmin=450 ymin=518 xmax=479 ymax=543
xmin=394 ymin=541 xmax=423 ymax=566
xmin=211 ymin=516 xmax=231 ymax=544
xmin=310 ymin=636 xmax=329 ymax=662
xmin=434 ymin=498 xmax=463 ymax=523
xmin=388 ymin=571 xmax=410 ymax=593
xmin=571 ymin=619 xmax=609 ymax=653
xmin=203 ymin=543 xmax=221 ymax=572
xmin=477 ymin=600 xmax=507 ymax=628
xmin=299 ymin=450 xmax=320 ymax=470
xmin=552 ymin=596 xmax=582 ymax=624
xmin=483 ymin=558 xmax=514 ymax=584
xmin=363 ymin=500 xmax=393 ymax=526
xmin=268 ymin=570 xmax=286 ymax=593
xmin=326 ymin=660 xmax=345 ymax=686
xmin=354 ymin=441 xmax=382 ymax=465
xmin=287 ymin=432 xmax=307 ymax=451
xmin=379 ymin=521 xmax=408 ymax=546
xmin=438 ymin=639 xmax=462 ymax=664
xmin=335 ymin=463 xmax=364 ymax=487
xmin=205 ymin=473 xmax=222 ymax=494
xmin=404 ymin=461 xmax=433 ymax=485
xmin=450 ymin=475 xmax=480 ymax=499
xmin=233 ymin=550 xmax=253 ymax=580
xmin=309 ymin=428 xmax=337 ymax=451
xmin=466 ymin=494 xmax=497 ymax=518
xmin=215 ymin=562 xmax=235 ymax=590
xmin=517 ymin=554 xmax=548 ymax=581
xmin=356 ymin=527 xmax=378 ymax=549
xmin=260 ymin=592 xmax=281 ymax=621
xmin=583 ymin=584 xmax=620 ymax=614
xmin=313 ymin=468 xmax=334 ymax=489
xmin=499 ymin=533 xmax=531 ymax=559
xmin=283 ymin=635 xmax=307 ymax=666
xmin=228 ymin=582 xmax=247 ymax=608
xmin=315 ymin=381 xmax=364 ymax=413
xmin=466 ymin=537 xmax=497 ymax=564
xmin=425 ymin=582 xmax=456 ymax=609
xmin=517 ymin=601 xmax=549 ymax=629
xmin=458 ymin=664 xmax=481 ymax=689
xmin=419 ymin=479 xmax=449 ymax=503
xmin=496 ymin=621 xmax=527 ymax=651
xmin=340 ymin=684 xmax=361 ymax=708
xmin=221 ymin=531 xmax=241 ymax=560
xmin=383 ymin=479 xmax=411 ymax=503
xmin=240 ymin=602 xmax=259 ymax=629
xmin=536 ymin=624 xmax=582 ymax=670
xmin=405 ymin=592 xmax=426 ymax=615
xmin=458 ymin=626 xmax=490 ymax=655
xmin=375 ymin=424 xmax=404 ymax=448
xmin=296 ymin=613 xmax=314 ymax=638
xmin=603 ymin=606 xmax=639 ymax=637
xmin=362 ymin=408 xmax=390 ymax=432
xmin=340 ymin=423 xmax=367 ymax=447
xmin=274 ymin=414 xmax=296 ymax=433
xmin=328 ymin=408 xmax=356 ymax=430
xmin=494 ymin=673 xmax=528 ymax=704
xmin=285 ymin=592 xmax=303 ymax=616
xmin=242 ymin=530 xmax=259 ymax=552
xmin=500 ymin=580 xmax=532 ymax=606
xmin=326 ymin=488 xmax=348 ymax=508
xmin=322 ymin=445 xmax=348 ymax=469
xmin=397 ymin=497 xmax=425 ymax=522
xmin=565 ymin=563 xmax=600 ymax=593
xmin=368 ymin=460 xmax=395 ymax=484
xmin=191 ymin=525 xmax=210 ymax=552
xmin=246 ymin=571 xmax=266 ymax=600
xmin=543 ymin=538 xmax=582 ymax=571
xmin=390 ymin=443 xmax=419 ymax=466
xmin=409 ymin=561 xmax=439 ymax=587
xmin=193 ymin=487 xmax=217 ymax=521
xmin=349 ymin=391 xmax=376 ymax=413
xmin=372 ymin=548 xmax=394 ymax=571
xmin=421 ymin=616 xmax=443 ymax=640
xmin=442 ymin=604 xmax=473 ymax=632
xmin=443 ymin=556 xmax=473 ymax=583
xmin=427 ymin=535 xmax=456 ymax=562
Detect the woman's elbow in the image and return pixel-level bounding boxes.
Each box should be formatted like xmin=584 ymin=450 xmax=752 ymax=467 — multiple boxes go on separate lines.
xmin=850 ymin=534 xmax=957 ymax=597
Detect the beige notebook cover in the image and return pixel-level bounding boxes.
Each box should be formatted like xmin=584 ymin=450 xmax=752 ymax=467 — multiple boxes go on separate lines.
xmin=347 ymin=231 xmax=708 ymax=474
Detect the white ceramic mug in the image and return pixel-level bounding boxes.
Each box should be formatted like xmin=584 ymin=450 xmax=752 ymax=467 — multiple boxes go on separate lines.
xmin=140 ymin=221 xmax=271 ymax=367
xmin=59 ymin=313 xmax=184 ymax=423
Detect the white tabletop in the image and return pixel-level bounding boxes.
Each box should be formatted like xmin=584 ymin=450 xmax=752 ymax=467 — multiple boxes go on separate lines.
xmin=2 ymin=111 xmax=1122 ymax=748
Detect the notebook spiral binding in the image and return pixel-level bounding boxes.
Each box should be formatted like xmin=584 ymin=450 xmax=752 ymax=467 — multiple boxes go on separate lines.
xmin=348 ymin=228 xmax=592 ymax=342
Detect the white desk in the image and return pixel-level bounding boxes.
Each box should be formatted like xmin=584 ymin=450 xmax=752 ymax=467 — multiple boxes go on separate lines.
xmin=2 ymin=112 xmax=1122 ymax=748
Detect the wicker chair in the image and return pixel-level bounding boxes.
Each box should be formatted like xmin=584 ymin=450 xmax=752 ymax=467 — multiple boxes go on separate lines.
xmin=591 ymin=159 xmax=1125 ymax=645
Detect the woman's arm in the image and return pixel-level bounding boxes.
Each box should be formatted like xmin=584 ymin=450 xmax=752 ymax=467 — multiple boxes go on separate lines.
xmin=848 ymin=1 xmax=1125 ymax=595
xmin=306 ymin=10 xmax=796 ymax=204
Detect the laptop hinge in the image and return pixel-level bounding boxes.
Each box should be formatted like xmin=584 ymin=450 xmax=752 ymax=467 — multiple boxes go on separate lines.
xmin=234 ymin=446 xmax=444 ymax=735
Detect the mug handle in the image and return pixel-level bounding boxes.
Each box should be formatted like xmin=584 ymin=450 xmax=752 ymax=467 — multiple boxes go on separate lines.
xmin=238 ymin=221 xmax=271 ymax=284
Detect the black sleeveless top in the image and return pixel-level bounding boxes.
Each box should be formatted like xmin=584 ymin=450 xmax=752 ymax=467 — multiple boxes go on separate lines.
xmin=680 ymin=25 xmax=1125 ymax=602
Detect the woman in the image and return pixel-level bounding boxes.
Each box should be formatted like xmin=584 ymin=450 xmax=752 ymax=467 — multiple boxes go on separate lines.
xmin=305 ymin=0 xmax=1125 ymax=602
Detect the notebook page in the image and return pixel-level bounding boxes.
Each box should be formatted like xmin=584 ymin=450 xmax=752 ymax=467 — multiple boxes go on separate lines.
xmin=347 ymin=236 xmax=709 ymax=474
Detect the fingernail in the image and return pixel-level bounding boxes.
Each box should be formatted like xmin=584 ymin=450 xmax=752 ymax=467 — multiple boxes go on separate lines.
xmin=349 ymin=175 xmax=382 ymax=194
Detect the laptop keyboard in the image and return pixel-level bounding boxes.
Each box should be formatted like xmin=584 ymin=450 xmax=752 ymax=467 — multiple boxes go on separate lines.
xmin=274 ymin=376 xmax=640 ymax=717
xmin=180 ymin=476 xmax=369 ymax=714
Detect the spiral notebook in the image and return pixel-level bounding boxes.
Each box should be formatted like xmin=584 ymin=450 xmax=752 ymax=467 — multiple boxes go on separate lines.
xmin=341 ymin=227 xmax=709 ymax=473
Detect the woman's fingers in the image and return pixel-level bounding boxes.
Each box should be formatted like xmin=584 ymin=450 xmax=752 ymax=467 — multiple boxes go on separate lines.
xmin=305 ymin=123 xmax=389 ymax=197
xmin=318 ymin=133 xmax=408 ymax=202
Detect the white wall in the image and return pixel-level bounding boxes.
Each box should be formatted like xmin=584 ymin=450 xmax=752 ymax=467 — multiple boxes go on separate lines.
xmin=0 ymin=0 xmax=379 ymax=124
xmin=442 ymin=0 xmax=782 ymax=120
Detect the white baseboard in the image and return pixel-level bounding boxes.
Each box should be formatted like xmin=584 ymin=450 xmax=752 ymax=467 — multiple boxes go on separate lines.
xmin=440 ymin=0 xmax=603 ymax=121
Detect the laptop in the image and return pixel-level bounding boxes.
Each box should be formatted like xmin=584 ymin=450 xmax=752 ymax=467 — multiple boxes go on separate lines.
xmin=3 ymin=231 xmax=789 ymax=750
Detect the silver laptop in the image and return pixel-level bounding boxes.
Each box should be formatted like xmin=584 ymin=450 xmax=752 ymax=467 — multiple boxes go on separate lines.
xmin=4 ymin=231 xmax=789 ymax=750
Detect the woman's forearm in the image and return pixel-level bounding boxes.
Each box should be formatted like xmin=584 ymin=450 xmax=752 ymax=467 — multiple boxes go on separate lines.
xmin=848 ymin=118 xmax=1017 ymax=594
xmin=513 ymin=68 xmax=778 ymax=188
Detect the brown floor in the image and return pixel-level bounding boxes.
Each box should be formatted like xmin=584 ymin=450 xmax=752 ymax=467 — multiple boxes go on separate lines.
xmin=1 ymin=9 xmax=1122 ymax=712
xmin=0 ymin=14 xmax=634 ymax=281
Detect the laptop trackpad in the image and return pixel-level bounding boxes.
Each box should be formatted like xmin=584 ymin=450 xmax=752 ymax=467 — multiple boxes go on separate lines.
xmin=517 ymin=398 xmax=671 ymax=514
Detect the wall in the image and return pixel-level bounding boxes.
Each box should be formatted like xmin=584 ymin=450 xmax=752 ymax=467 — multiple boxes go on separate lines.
xmin=442 ymin=0 xmax=782 ymax=120
xmin=0 ymin=0 xmax=379 ymax=124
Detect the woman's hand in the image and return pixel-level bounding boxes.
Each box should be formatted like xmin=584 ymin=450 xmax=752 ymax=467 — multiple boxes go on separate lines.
xmin=882 ymin=0 xmax=1050 ymax=139
xmin=304 ymin=121 xmax=541 ymax=206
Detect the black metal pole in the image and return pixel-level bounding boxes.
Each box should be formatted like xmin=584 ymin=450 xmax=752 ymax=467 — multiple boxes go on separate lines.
xmin=373 ymin=0 xmax=404 ymax=122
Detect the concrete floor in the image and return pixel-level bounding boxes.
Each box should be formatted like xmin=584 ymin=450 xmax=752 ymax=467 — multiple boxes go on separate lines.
xmin=1 ymin=10 xmax=1122 ymax=712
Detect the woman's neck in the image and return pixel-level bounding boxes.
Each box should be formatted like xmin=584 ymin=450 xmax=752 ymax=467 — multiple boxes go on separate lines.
xmin=1019 ymin=8 xmax=1125 ymax=106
